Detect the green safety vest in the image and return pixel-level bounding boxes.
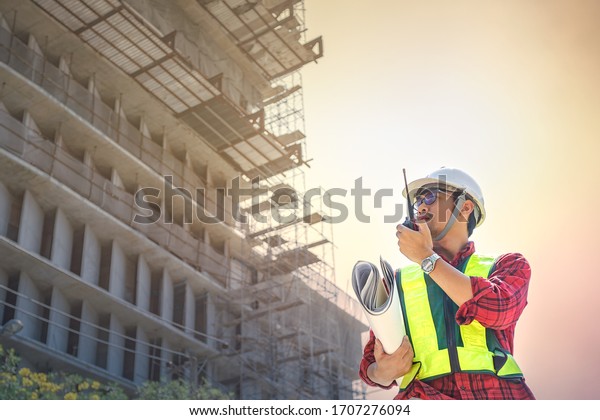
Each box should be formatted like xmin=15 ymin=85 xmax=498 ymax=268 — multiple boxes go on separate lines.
xmin=396 ymin=254 xmax=524 ymax=390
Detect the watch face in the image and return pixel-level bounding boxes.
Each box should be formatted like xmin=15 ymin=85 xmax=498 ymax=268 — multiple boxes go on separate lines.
xmin=422 ymin=259 xmax=433 ymax=272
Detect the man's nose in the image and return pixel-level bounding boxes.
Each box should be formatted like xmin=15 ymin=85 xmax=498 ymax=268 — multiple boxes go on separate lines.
xmin=416 ymin=201 xmax=429 ymax=213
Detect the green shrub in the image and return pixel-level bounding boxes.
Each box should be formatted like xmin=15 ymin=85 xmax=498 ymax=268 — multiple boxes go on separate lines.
xmin=0 ymin=344 xmax=127 ymax=399
xmin=0 ymin=344 xmax=230 ymax=400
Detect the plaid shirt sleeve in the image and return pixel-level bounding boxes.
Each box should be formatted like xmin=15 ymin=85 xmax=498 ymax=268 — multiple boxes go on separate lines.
xmin=456 ymin=252 xmax=531 ymax=331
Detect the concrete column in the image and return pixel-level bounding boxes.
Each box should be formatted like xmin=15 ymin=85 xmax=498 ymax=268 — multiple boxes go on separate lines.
xmin=17 ymin=191 xmax=44 ymax=254
xmin=107 ymin=314 xmax=125 ymax=377
xmin=111 ymin=168 xmax=125 ymax=190
xmin=0 ymin=182 xmax=12 ymax=237
xmin=0 ymin=268 xmax=7 ymax=325
xmin=23 ymin=111 xmax=42 ymax=136
xmin=46 ymin=287 xmax=70 ymax=352
xmin=229 ymin=258 xmax=243 ymax=291
xmin=15 ymin=272 xmax=42 ymax=341
xmin=109 ymin=241 xmax=126 ymax=300
xmin=206 ymin=294 xmax=217 ymax=350
xmin=83 ymin=150 xmax=93 ymax=167
xmin=160 ymin=269 xmax=173 ymax=323
xmin=50 ymin=208 xmax=73 ymax=271
xmin=80 ymin=225 xmax=100 ymax=285
xmin=133 ymin=327 xmax=149 ymax=385
xmin=136 ymin=255 xmax=151 ymax=312
xmin=184 ymin=281 xmax=195 ymax=336
xmin=78 ymin=300 xmax=99 ymax=365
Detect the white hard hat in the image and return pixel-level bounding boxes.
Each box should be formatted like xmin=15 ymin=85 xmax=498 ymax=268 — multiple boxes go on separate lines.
xmin=402 ymin=167 xmax=486 ymax=227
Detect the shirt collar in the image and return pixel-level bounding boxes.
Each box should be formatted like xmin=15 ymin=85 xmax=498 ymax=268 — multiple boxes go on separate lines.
xmin=442 ymin=241 xmax=475 ymax=267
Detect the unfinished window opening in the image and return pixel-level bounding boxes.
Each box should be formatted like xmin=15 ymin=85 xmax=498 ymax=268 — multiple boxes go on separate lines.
xmin=6 ymin=192 xmax=23 ymax=242
xmin=169 ymin=351 xmax=187 ymax=382
xmin=147 ymin=337 xmax=162 ymax=382
xmin=123 ymin=327 xmax=137 ymax=381
xmin=66 ymin=301 xmax=82 ymax=357
xmin=194 ymin=293 xmax=208 ymax=343
xmin=39 ymin=209 xmax=56 ymax=260
xmin=1 ymin=274 xmax=18 ymax=324
xmin=95 ymin=314 xmax=111 ymax=370
xmin=172 ymin=281 xmax=186 ymax=331
xmin=98 ymin=243 xmax=112 ymax=292
xmin=149 ymin=271 xmax=162 ymax=317
xmin=39 ymin=288 xmax=52 ymax=345
xmin=124 ymin=255 xmax=137 ymax=305
xmin=70 ymin=228 xmax=84 ymax=276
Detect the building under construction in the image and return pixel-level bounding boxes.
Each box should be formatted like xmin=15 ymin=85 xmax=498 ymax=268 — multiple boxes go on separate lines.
xmin=0 ymin=0 xmax=368 ymax=399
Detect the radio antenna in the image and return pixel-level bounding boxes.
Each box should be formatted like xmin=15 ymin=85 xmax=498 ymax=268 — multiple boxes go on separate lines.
xmin=403 ymin=168 xmax=415 ymax=229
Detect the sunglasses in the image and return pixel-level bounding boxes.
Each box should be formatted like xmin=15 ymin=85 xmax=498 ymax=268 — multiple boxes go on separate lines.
xmin=413 ymin=188 xmax=455 ymax=209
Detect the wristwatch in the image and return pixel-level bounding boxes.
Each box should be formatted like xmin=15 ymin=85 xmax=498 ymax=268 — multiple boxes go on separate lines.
xmin=421 ymin=253 xmax=441 ymax=274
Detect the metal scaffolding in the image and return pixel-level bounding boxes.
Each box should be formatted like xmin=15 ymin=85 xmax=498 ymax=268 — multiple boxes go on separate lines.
xmin=0 ymin=0 xmax=367 ymax=399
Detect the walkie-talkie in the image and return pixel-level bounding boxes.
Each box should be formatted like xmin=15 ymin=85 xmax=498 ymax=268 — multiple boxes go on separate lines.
xmin=402 ymin=168 xmax=417 ymax=230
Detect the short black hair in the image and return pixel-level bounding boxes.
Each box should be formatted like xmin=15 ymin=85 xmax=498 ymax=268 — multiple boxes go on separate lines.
xmin=467 ymin=212 xmax=476 ymax=237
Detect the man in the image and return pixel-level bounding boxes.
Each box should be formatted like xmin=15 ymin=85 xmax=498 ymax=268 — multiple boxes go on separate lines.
xmin=359 ymin=167 xmax=535 ymax=399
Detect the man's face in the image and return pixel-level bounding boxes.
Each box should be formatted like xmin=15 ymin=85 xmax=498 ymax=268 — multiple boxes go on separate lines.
xmin=413 ymin=188 xmax=459 ymax=238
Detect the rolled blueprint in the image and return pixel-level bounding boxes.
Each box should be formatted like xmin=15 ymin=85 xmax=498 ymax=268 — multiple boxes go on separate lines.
xmin=352 ymin=257 xmax=406 ymax=383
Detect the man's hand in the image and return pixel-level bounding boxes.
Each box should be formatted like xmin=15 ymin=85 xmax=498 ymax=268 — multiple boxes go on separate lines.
xmin=396 ymin=220 xmax=434 ymax=264
xmin=367 ymin=336 xmax=414 ymax=386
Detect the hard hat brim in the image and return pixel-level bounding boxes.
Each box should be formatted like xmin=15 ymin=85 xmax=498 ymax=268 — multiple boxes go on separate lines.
xmin=402 ymin=177 xmax=486 ymax=227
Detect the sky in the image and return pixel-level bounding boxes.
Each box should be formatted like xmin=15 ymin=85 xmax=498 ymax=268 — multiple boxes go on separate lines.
xmin=300 ymin=0 xmax=600 ymax=400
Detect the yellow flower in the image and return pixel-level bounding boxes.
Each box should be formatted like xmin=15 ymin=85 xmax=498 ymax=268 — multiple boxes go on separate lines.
xmin=90 ymin=394 xmax=100 ymax=400
xmin=64 ymin=392 xmax=77 ymax=400
xmin=22 ymin=378 xmax=33 ymax=387
xmin=91 ymin=381 xmax=101 ymax=390
xmin=0 ymin=372 xmax=16 ymax=381
xmin=78 ymin=381 xmax=90 ymax=391
xmin=18 ymin=367 xmax=31 ymax=377
xmin=32 ymin=372 xmax=47 ymax=383
xmin=30 ymin=392 xmax=39 ymax=400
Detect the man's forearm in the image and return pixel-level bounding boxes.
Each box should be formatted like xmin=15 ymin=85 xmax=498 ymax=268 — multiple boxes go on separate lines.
xmin=429 ymin=258 xmax=473 ymax=306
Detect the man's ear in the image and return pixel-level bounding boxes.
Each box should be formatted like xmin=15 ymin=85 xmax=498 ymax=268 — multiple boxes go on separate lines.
xmin=458 ymin=199 xmax=475 ymax=222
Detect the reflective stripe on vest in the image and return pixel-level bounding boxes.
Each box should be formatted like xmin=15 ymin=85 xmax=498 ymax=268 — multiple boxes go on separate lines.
xmin=397 ymin=254 xmax=524 ymax=390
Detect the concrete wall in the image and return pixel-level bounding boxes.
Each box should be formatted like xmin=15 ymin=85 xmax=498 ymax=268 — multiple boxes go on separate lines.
xmin=18 ymin=191 xmax=43 ymax=254
xmin=206 ymin=294 xmax=217 ymax=350
xmin=15 ymin=272 xmax=42 ymax=341
xmin=0 ymin=182 xmax=11 ymax=237
xmin=136 ymin=255 xmax=151 ymax=312
xmin=50 ymin=208 xmax=73 ymax=270
xmin=80 ymin=225 xmax=100 ymax=285
xmin=78 ymin=300 xmax=99 ymax=365
xmin=184 ymin=281 xmax=195 ymax=336
xmin=108 ymin=241 xmax=126 ymax=299
xmin=160 ymin=269 xmax=173 ymax=323
xmin=46 ymin=287 xmax=70 ymax=352
xmin=107 ymin=314 xmax=125 ymax=377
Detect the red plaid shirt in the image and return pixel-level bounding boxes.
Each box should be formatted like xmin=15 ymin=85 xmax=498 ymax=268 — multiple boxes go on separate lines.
xmin=359 ymin=242 xmax=535 ymax=400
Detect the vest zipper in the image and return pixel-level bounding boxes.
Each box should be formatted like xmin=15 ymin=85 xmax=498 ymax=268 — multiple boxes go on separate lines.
xmin=443 ymin=294 xmax=460 ymax=373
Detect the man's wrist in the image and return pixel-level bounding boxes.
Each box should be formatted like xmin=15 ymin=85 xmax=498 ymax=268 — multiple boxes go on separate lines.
xmin=421 ymin=252 xmax=441 ymax=274
xmin=367 ymin=363 xmax=394 ymax=387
